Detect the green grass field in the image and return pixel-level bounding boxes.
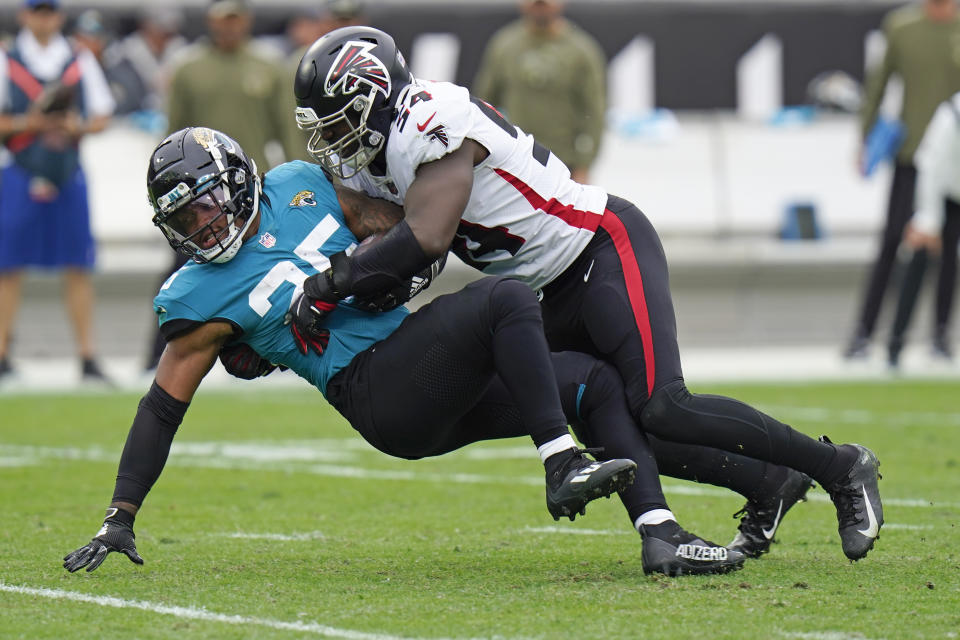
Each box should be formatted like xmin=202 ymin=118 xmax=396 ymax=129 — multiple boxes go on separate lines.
xmin=1 ymin=381 xmax=958 ymax=639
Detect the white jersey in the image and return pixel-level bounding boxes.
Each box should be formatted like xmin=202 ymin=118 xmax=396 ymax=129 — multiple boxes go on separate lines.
xmin=341 ymin=79 xmax=607 ymax=290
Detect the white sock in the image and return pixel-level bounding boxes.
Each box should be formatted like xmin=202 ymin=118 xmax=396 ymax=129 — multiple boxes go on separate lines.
xmin=634 ymin=509 xmax=676 ymax=531
xmin=537 ymin=434 xmax=578 ymax=464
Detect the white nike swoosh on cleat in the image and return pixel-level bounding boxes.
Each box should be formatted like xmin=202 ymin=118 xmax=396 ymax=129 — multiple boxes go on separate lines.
xmin=856 ymin=484 xmax=880 ymax=538
xmin=761 ymin=500 xmax=784 ymax=540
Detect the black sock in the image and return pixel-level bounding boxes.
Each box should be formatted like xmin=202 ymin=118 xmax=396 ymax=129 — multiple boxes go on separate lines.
xmin=815 ymin=442 xmax=859 ymax=488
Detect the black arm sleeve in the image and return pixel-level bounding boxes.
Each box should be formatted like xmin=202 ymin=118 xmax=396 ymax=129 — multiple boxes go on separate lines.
xmin=333 ymin=220 xmax=434 ymax=297
xmin=112 ymin=381 xmax=190 ymax=507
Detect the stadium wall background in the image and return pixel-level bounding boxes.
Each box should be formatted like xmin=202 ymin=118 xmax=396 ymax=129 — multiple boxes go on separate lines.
xmin=0 ymin=1 xmax=892 ymax=110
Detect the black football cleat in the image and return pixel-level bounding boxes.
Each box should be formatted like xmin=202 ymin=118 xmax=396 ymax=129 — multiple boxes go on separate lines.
xmin=820 ymin=436 xmax=883 ymax=560
xmin=727 ymin=469 xmax=815 ymax=558
xmin=545 ymin=448 xmax=636 ymax=521
xmin=640 ymin=521 xmax=745 ymax=577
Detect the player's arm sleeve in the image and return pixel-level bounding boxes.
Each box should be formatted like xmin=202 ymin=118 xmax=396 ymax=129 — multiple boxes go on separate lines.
xmin=404 ymin=96 xmax=473 ymax=167
xmin=860 ymin=19 xmax=896 ymax=141
xmin=573 ymin=36 xmax=607 ymax=169
xmin=112 ymin=319 xmax=233 ymax=508
xmin=912 ymin=103 xmax=956 ymax=235
xmin=154 ymin=292 xmax=242 ymax=342
xmin=111 ymin=381 xmax=189 ymax=507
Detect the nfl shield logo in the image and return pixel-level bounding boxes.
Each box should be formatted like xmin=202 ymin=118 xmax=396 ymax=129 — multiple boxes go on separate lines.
xmin=259 ymin=232 xmax=276 ymax=248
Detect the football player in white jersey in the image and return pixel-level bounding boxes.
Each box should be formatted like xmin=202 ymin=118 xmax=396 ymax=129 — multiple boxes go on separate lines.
xmin=65 ymin=127 xmax=657 ymax=574
xmin=288 ymin=27 xmax=883 ymax=563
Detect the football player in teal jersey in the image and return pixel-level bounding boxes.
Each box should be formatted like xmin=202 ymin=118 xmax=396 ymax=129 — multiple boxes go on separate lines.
xmin=65 ymin=127 xmax=719 ymax=574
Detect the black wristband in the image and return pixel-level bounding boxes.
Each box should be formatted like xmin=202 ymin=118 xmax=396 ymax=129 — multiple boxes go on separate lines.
xmin=105 ymin=506 xmax=135 ymax=527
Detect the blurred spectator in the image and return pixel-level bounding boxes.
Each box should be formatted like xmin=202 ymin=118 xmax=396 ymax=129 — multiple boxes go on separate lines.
xmin=324 ymin=0 xmax=367 ymax=31
xmin=472 ymin=0 xmax=606 ymax=184
xmin=144 ymin=0 xmax=298 ymax=370
xmin=71 ymin=9 xmax=109 ymax=62
xmin=887 ymin=92 xmax=960 ymax=366
xmin=98 ymin=8 xmax=186 ymax=119
xmin=845 ymin=0 xmax=960 ymax=360
xmin=285 ymin=9 xmax=328 ymax=58
xmin=165 ymin=0 xmax=296 ymax=171
xmin=0 ymin=0 xmax=115 ymax=384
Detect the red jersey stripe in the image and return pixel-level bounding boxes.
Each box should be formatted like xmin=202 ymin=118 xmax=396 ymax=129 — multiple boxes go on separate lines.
xmin=494 ymin=168 xmax=603 ymax=232
xmin=599 ymin=210 xmax=656 ymax=396
xmin=6 ymin=58 xmax=43 ymax=101
xmin=61 ymin=60 xmax=81 ymax=86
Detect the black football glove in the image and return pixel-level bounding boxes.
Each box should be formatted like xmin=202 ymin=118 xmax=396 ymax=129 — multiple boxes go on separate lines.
xmin=219 ymin=341 xmax=285 ymax=379
xmin=286 ymin=269 xmax=340 ymax=356
xmin=63 ymin=507 xmax=143 ymax=573
xmin=353 ymin=253 xmax=448 ymax=312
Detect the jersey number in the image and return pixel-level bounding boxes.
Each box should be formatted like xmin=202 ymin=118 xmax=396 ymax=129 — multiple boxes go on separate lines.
xmin=451 ymin=219 xmax=525 ymax=270
xmin=247 ymin=215 xmax=341 ymax=317
xmin=470 ymin=96 xmax=552 ymax=166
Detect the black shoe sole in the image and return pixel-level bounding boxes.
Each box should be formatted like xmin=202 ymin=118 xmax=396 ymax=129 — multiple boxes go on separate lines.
xmin=547 ymin=461 xmax=636 ymax=521
xmin=642 ymin=539 xmax=746 ymax=577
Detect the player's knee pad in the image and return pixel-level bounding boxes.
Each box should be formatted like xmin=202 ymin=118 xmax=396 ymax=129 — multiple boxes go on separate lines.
xmin=569 ymin=359 xmax=626 ymax=448
xmin=581 ymin=360 xmax=624 ymax=412
xmin=639 ymin=378 xmax=689 ymax=437
xmin=488 ymin=276 xmax=541 ymax=320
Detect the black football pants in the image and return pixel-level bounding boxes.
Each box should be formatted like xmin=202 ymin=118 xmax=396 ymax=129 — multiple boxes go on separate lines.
xmin=539 ymin=195 xmax=850 ymax=487
xmin=327 ymin=275 xmax=791 ymax=524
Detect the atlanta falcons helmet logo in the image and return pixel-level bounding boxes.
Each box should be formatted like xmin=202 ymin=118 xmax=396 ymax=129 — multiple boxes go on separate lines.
xmin=324 ymin=40 xmax=391 ymax=99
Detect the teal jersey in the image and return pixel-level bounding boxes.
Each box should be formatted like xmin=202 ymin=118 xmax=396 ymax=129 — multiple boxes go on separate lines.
xmin=153 ymin=161 xmax=408 ymax=395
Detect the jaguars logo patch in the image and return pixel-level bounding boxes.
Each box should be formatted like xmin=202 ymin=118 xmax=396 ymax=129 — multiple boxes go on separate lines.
xmin=289 ymin=190 xmax=317 ymax=207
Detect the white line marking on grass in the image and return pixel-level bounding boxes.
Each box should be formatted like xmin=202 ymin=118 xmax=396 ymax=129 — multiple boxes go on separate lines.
xmin=781 ymin=632 xmax=880 ymax=640
xmin=173 ymin=441 xmax=357 ymax=463
xmin=3 ymin=443 xmax=958 ymax=509
xmin=0 ymin=456 xmax=33 ymax=467
xmin=522 ymin=526 xmax=629 ymax=536
xmin=760 ymin=404 xmax=960 ymax=428
xmin=461 ymin=446 xmax=536 ymax=460
xmin=0 ymin=582 xmax=472 ymax=640
xmin=220 ymin=531 xmax=326 ymax=541
xmin=881 ymin=523 xmax=933 ymax=530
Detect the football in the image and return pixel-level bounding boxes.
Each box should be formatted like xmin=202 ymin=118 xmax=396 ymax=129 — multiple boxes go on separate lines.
xmin=352 ymin=232 xmax=385 ymax=256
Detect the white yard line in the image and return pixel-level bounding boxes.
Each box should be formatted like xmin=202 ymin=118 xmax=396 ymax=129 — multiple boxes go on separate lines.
xmin=1 ymin=442 xmax=957 ymax=510
xmin=0 ymin=582 xmax=470 ymax=640
xmin=759 ymin=404 xmax=960 ymax=428
xmin=219 ymin=531 xmax=327 ymax=541
xmin=522 ymin=526 xmax=628 ymax=536
xmin=781 ymin=633 xmax=881 ymax=640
